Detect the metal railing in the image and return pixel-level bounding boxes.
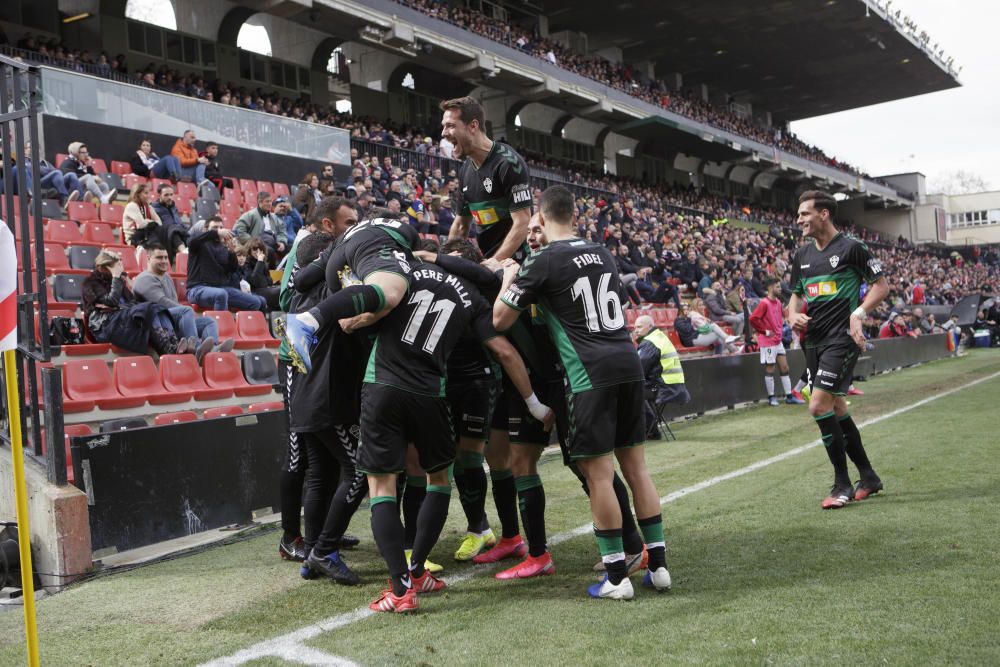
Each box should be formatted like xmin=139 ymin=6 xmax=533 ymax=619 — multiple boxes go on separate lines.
xmin=0 ymin=55 xmax=67 ymax=485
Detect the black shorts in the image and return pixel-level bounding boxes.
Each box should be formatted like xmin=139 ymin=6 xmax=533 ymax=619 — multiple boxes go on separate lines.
xmin=565 ymin=381 xmax=646 ymax=460
xmin=490 ymin=378 xmax=558 ymax=446
xmin=805 ymin=339 xmax=861 ymax=397
xmin=357 ymin=383 xmax=455 ymax=475
xmin=355 ymin=245 xmax=414 ymax=283
xmin=447 ymin=380 xmax=497 ymax=440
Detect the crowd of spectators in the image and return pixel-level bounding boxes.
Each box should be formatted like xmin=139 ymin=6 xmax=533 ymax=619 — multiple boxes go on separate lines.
xmin=6 ymin=20 xmax=879 ymax=184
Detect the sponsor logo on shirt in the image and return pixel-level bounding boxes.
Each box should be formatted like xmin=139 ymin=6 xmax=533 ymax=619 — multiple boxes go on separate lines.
xmin=868 ymin=258 xmax=883 ymax=274
xmin=806 ymin=281 xmax=838 ymax=297
xmin=472 ymin=208 xmax=500 ymax=226
xmin=483 ymin=177 xmax=493 ymax=194
xmin=502 ymin=284 xmax=524 ymax=306
xmin=829 ymin=255 xmax=840 ymax=268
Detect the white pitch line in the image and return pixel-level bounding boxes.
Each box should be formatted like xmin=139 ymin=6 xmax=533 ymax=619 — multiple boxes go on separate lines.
xmin=201 ymin=367 xmax=1000 ymax=667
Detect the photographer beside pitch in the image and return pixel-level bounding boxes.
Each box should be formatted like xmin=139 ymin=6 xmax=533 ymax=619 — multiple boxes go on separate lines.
xmin=787 ymin=191 xmax=888 ymax=509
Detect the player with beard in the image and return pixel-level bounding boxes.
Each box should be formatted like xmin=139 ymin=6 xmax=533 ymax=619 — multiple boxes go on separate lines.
xmin=788 ymin=191 xmax=888 ymax=509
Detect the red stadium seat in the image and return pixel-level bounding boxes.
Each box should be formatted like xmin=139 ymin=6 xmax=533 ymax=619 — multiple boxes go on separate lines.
xmin=204 ymin=310 xmax=237 ymax=340
xmin=203 ymin=352 xmax=271 ymax=397
xmin=173 ymin=277 xmax=188 ymax=303
xmin=625 ymin=309 xmax=640 ymax=327
xmin=123 ymin=174 xmax=147 ymax=190
xmin=220 ymin=200 xmax=240 ymax=221
xmin=67 ymin=201 xmax=99 ymax=223
xmin=239 ymin=178 xmax=257 ymax=195
xmin=63 ymin=359 xmax=145 ymax=409
xmin=151 ymin=178 xmax=172 ymax=192
xmin=113 ymin=356 xmax=193 ymax=405
xmin=45 ymin=220 xmax=84 ymax=245
xmin=273 ymin=183 xmax=291 ymax=198
xmin=31 ymin=242 xmax=70 ymax=274
xmin=110 ymin=160 xmax=132 ymax=176
xmin=115 ymin=248 xmax=141 ymax=275
xmin=256 ymin=181 xmax=274 ymax=195
xmin=172 ymin=253 xmax=188 ymax=276
xmin=154 ymin=411 xmax=199 ymax=426
xmin=174 ymin=197 xmax=193 ymax=217
xmin=176 ymin=181 xmax=198 ymax=201
xmin=235 ymin=311 xmax=279 ymax=348
xmin=80 ymin=222 xmax=117 ymax=246
xmin=159 ymin=354 xmax=233 ymax=400
xmin=64 ymin=424 xmax=94 ymax=483
xmin=651 ymin=308 xmax=671 ymax=329
xmin=35 ymin=362 xmax=93 ymax=413
xmin=222 ymin=188 xmax=241 ymax=205
xmin=55 ymin=153 xmax=69 ymax=167
xmin=242 ymin=191 xmax=257 ymax=209
xmin=204 ymin=405 xmax=245 ymax=419
xmin=99 ymin=203 xmax=124 ymax=226
xmin=91 ymin=159 xmax=109 ymax=174
xmin=248 ymin=401 xmax=284 ymax=413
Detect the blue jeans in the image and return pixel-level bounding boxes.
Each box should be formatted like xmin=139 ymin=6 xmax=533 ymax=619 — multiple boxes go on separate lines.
xmin=168 ymin=305 xmax=220 ymax=341
xmin=179 ymin=163 xmax=206 ymax=183
xmin=150 ymin=156 xmax=182 ymax=180
xmin=10 ymin=166 xmax=81 ymax=203
xmin=187 ymin=285 xmax=267 ymax=312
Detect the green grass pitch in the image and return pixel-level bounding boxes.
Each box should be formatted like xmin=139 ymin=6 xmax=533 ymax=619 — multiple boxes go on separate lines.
xmin=2 ymin=350 xmax=999 ymax=666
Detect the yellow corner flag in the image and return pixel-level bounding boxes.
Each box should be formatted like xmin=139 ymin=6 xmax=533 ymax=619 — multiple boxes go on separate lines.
xmin=2 ymin=220 xmax=41 ymax=667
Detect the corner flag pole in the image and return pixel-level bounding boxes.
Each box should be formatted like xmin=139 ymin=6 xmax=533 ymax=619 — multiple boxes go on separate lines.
xmin=2 ymin=222 xmax=41 ymax=667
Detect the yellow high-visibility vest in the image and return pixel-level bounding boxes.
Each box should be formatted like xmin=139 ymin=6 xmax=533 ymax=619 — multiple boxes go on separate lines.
xmin=645 ymin=328 xmax=685 ymax=385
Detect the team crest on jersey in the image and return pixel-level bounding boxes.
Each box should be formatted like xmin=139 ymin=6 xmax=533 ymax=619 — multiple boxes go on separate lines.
xmin=483 ymin=177 xmax=493 ymax=193
xmin=829 ymin=255 xmax=840 ymax=268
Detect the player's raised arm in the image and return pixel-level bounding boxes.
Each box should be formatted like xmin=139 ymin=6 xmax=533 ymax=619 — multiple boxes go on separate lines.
xmin=448 ymin=214 xmax=471 ymax=241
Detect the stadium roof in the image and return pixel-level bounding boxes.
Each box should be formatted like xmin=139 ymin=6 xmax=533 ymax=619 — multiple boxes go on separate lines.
xmin=541 ymin=0 xmax=960 ymax=121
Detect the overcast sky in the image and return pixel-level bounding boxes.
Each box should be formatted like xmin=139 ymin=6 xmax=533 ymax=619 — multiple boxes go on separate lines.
xmin=789 ymin=0 xmax=998 ymax=192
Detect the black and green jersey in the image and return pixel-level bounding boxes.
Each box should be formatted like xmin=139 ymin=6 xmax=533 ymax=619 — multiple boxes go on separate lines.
xmin=364 ymin=262 xmax=498 ymax=397
xmin=501 ymin=239 xmax=642 ymax=393
xmin=456 ymin=140 xmax=532 ymax=259
xmin=790 ymin=232 xmax=884 ymax=348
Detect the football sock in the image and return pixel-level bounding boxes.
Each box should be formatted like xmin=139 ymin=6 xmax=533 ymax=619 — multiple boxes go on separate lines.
xmin=409 ymin=484 xmax=452 ymax=578
xmin=279 ymin=468 xmax=305 ymax=542
xmin=490 ymin=468 xmax=520 ymax=539
xmin=815 ymin=410 xmax=852 ymax=488
xmin=764 ymin=375 xmax=775 ymax=397
xmin=456 ymin=450 xmax=489 ymax=533
xmin=594 ymin=527 xmax=627 ymax=585
xmin=308 ymin=284 xmax=386 ymax=328
xmin=515 ymin=474 xmax=547 ymax=557
xmin=613 ymin=474 xmax=644 ymax=555
xmin=781 ymin=374 xmax=792 ymax=395
xmin=793 ymin=378 xmax=807 ymax=393
xmin=638 ymin=514 xmax=667 ymax=570
xmin=401 ymin=475 xmax=426 ymax=550
xmin=838 ymin=413 xmax=875 ymax=477
xmin=370 ymin=496 xmax=410 ymax=596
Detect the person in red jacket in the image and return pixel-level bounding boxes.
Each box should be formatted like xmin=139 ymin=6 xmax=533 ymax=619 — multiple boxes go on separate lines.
xmin=750 ymin=277 xmax=803 ymax=405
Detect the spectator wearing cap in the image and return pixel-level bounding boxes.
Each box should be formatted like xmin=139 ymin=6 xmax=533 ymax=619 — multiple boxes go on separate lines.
xmin=879 ymin=312 xmax=915 ymax=339
xmin=273 ymin=195 xmax=304 ymax=245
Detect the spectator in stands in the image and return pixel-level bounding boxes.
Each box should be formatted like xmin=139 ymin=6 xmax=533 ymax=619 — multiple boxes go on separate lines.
xmin=123 ymin=181 xmax=161 ymax=246
xmin=974 ymin=308 xmax=999 ymax=346
xmin=170 ymin=129 xmax=208 ymax=184
xmin=703 ymin=282 xmax=745 ymax=336
xmin=634 ymin=314 xmax=690 ymax=440
xmin=405 ymin=189 xmax=437 ymax=235
xmin=200 ymin=142 xmax=230 ymax=191
xmin=234 ymin=191 xmax=286 ymax=262
xmin=149 ymin=183 xmax=189 ymax=254
xmin=129 ymin=138 xmax=182 ymax=181
xmin=273 ymin=196 xmax=304 ymax=245
xmin=133 ymin=242 xmax=232 ymax=359
xmin=686 ymin=299 xmax=739 ymax=354
xmin=186 ymin=219 xmax=267 ymax=312
xmin=318 ymin=164 xmax=336 ymax=195
xmin=235 ymin=239 xmax=280 ymax=310
xmin=293 ymin=172 xmax=320 ymax=221
xmin=879 ymin=312 xmax=915 ymax=339
xmin=82 ymin=249 xmax=196 ymax=355
xmin=911 ymin=307 xmax=937 ymax=335
xmin=614 ymin=243 xmax=644 ymax=304
xmin=385 ymin=198 xmax=402 ymax=215
xmin=188 ymin=213 xmax=221 ymax=237
xmin=385 ymin=180 xmax=405 ymax=207
xmin=59 ymin=142 xmax=115 ymax=204
xmin=674 ymin=249 xmax=703 ymax=295
xmin=12 ymin=142 xmax=79 ymax=210
xmin=436 ymin=196 xmax=455 ymax=236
